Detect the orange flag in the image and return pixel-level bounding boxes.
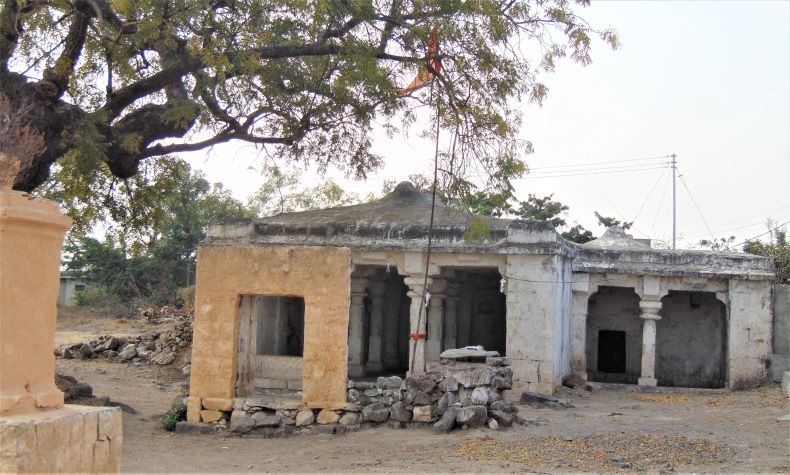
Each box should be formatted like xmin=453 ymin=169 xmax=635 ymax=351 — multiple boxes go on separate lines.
xmin=397 ymin=27 xmax=440 ymax=96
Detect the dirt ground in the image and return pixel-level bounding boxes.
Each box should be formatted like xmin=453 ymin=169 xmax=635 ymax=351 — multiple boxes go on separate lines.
xmin=55 ymin=313 xmax=790 ymax=474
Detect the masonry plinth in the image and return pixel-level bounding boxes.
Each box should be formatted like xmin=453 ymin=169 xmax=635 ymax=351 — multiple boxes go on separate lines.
xmin=0 ymin=190 xmax=122 ymax=473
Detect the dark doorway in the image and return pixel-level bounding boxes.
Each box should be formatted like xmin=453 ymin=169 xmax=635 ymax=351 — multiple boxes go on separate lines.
xmin=597 ymin=330 xmax=626 ymax=373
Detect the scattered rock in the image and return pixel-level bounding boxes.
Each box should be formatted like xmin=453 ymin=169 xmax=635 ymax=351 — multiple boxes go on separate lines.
xmin=488 ymin=410 xmax=514 ymax=427
xmin=377 ymin=376 xmax=403 ymax=390
xmin=151 ymin=350 xmax=175 ymax=365
xmin=520 ymin=391 xmax=574 ymax=409
xmin=456 ymin=405 xmax=487 ymax=427
xmin=487 ymin=418 xmax=499 ymax=430
xmin=252 ymin=412 xmax=282 ymax=427
xmin=471 ymin=387 xmax=489 ymax=405
xmin=118 ymin=344 xmax=137 ymax=361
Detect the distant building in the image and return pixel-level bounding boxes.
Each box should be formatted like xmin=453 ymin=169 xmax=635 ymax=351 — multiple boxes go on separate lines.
xmin=58 ymin=272 xmax=89 ymax=307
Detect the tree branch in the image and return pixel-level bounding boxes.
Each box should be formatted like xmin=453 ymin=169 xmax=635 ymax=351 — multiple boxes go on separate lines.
xmin=39 ymin=4 xmax=90 ymax=99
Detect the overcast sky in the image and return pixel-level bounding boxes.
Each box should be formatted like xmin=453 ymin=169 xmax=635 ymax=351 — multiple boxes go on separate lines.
xmin=183 ymin=0 xmax=790 ymax=249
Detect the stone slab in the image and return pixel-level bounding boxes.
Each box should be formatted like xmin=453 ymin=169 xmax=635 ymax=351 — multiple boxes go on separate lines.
xmin=0 ymin=405 xmax=121 ymax=473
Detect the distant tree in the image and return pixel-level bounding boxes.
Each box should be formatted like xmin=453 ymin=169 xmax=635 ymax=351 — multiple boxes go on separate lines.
xmin=248 ymin=165 xmax=360 ymax=216
xmin=594 ymin=211 xmax=633 ymax=230
xmin=743 ymin=220 xmax=789 ymax=284
xmin=514 ymin=194 xmax=568 ymax=227
xmin=562 ymin=224 xmax=595 ymax=244
xmin=698 ymin=236 xmax=736 ymax=252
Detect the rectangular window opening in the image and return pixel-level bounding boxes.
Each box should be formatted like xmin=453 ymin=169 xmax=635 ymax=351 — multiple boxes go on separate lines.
xmin=598 ymin=330 xmax=626 ymax=373
xmin=255 ymin=296 xmax=305 ymax=357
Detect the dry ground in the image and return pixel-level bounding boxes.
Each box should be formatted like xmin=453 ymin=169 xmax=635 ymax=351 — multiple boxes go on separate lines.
xmin=55 ymin=311 xmax=790 ymax=473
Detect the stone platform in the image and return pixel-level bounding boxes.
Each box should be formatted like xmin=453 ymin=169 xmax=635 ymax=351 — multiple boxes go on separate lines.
xmin=0 ymin=405 xmax=122 ymax=473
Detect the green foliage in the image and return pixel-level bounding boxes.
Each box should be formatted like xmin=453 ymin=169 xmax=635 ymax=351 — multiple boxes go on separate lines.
xmin=57 ymin=157 xmax=252 ymax=304
xmin=463 ymin=216 xmax=492 ymax=244
xmin=4 ymin=0 xmax=618 ymax=196
xmin=594 ymin=211 xmax=633 ymax=230
xmin=699 ymin=236 xmax=737 ymax=252
xmin=743 ymin=220 xmax=789 ymax=284
xmin=514 ymin=194 xmax=569 ymax=228
xmin=247 ymin=165 xmax=361 ymax=216
xmin=562 ymin=224 xmax=595 ymax=244
xmin=163 ymin=402 xmax=187 ymax=432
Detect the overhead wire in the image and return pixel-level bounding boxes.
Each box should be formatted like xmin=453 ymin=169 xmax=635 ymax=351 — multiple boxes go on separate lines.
xmin=630 ymin=168 xmax=667 ymax=224
xmin=649 ymin=171 xmax=671 ymax=237
xmin=677 ymin=168 xmax=716 ymax=243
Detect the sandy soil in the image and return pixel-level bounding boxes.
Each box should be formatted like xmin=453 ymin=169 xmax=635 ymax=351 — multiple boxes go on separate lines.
xmin=55 ymin=312 xmax=790 ymax=473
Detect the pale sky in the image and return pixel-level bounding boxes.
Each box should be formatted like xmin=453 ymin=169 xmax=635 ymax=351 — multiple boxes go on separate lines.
xmin=183 ymin=0 xmax=790 ymax=249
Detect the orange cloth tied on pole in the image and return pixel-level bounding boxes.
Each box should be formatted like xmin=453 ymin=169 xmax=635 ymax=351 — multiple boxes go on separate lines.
xmin=397 ymin=27 xmax=440 ymax=96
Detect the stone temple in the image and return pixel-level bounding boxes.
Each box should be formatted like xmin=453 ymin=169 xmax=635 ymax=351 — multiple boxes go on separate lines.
xmin=186 ymin=181 xmax=775 ymax=422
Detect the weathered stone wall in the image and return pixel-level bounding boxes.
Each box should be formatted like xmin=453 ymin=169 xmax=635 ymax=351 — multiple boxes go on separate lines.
xmin=505 ymin=254 xmax=571 ymax=395
xmin=188 ymin=245 xmax=351 ymax=422
xmin=0 ymin=405 xmax=122 ymax=473
xmin=728 ymin=279 xmax=773 ymax=389
xmin=772 ymin=284 xmax=790 ymax=381
xmin=656 ymin=291 xmax=726 ymax=388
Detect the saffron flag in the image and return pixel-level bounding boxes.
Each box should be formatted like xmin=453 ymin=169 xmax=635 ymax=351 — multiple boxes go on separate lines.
xmin=397 ymin=27 xmax=440 ymax=96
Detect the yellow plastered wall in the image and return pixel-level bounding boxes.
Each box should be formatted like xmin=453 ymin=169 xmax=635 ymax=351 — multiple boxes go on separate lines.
xmin=188 ymin=244 xmax=350 ymax=412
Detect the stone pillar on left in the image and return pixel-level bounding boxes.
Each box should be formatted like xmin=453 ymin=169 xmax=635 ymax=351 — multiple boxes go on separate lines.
xmin=347 ymin=277 xmax=369 ymax=378
xmin=0 ymin=188 xmax=122 ymax=473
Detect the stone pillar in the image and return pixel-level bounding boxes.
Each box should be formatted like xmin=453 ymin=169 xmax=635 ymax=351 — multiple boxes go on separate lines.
xmin=382 ymin=279 xmax=402 ymax=370
xmin=638 ymin=299 xmax=662 ymax=387
xmin=405 ymin=275 xmax=432 ymax=375
xmin=365 ymin=281 xmax=387 ymax=374
xmin=347 ymin=277 xmax=368 ymax=378
xmin=0 ymin=189 xmax=122 ymax=472
xmin=443 ymin=283 xmax=460 ymax=351
xmin=425 ymin=279 xmax=447 ymax=362
xmin=570 ymin=273 xmax=592 ymax=380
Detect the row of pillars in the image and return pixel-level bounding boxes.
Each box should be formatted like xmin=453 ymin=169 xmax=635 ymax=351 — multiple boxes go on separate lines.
xmin=347 ymin=273 xmax=462 ymax=377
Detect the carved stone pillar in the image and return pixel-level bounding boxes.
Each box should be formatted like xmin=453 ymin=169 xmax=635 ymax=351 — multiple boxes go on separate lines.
xmin=347 ymin=277 xmax=368 ymax=378
xmin=405 ymin=275 xmax=432 ymax=375
xmin=638 ymin=299 xmax=662 ymax=387
xmin=365 ymin=281 xmax=387 ymax=374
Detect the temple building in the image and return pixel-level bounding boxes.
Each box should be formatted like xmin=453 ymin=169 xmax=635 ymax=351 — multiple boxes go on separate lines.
xmin=186 ymin=182 xmax=775 ymax=421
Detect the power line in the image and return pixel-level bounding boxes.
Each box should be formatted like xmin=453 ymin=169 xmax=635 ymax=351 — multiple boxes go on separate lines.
xmin=649 ymin=171 xmax=671 ymax=237
xmin=527 ymin=161 xmax=670 ymax=175
xmin=677 ymin=168 xmax=716 ymax=243
xmin=527 ymin=154 xmax=670 ymax=170
xmin=631 ymin=168 xmax=667 ymax=224
xmin=515 ymin=165 xmax=667 ymax=180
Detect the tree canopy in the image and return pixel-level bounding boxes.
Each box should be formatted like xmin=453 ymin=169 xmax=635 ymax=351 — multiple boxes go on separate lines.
xmin=1 ymin=0 xmax=617 ymax=199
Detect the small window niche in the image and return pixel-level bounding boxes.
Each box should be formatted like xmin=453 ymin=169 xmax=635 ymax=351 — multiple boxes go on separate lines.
xmin=597 ymin=329 xmax=627 ymax=373
xmin=255 ymin=296 xmax=305 ymax=357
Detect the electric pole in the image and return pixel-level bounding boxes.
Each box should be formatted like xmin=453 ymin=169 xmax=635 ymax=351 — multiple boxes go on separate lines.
xmin=671 ymin=153 xmax=677 ymax=250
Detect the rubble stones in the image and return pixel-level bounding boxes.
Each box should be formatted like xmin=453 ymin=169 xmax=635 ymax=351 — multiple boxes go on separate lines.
xmin=433 ymin=406 xmax=458 ymax=433
xmin=471 ymin=387 xmax=489 ymax=405
xmin=316 ymin=409 xmax=340 ymax=424
xmin=456 ymin=405 xmax=488 ymax=427
xmin=487 ymin=409 xmax=514 ymax=427
xmin=118 ymin=344 xmax=137 ymax=361
xmin=487 ymin=418 xmax=499 ymax=430
xmin=377 ymin=376 xmax=403 ymax=389
xmin=230 ymin=411 xmax=255 ymax=433
xmin=389 ymin=402 xmax=412 ymax=422
xmin=412 ymin=405 xmax=433 ymax=422
xmin=339 ymin=412 xmax=360 ymax=426
xmin=151 ymin=350 xmax=175 ymax=365
xmin=520 ymin=391 xmax=575 ymax=409
xmin=200 ymin=410 xmax=223 ymax=423
xmin=295 ymin=410 xmax=315 ymax=426
xmin=362 ymin=403 xmax=390 ymax=423
xmin=252 ymin=412 xmax=282 ymax=427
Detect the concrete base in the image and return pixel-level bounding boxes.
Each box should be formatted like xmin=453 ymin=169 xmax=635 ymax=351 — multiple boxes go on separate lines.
xmin=782 ymin=371 xmax=790 ymax=395
xmin=0 ymin=405 xmax=122 ymax=473
xmin=771 ymin=354 xmax=790 ymax=382
xmin=637 ymin=377 xmax=658 ymax=387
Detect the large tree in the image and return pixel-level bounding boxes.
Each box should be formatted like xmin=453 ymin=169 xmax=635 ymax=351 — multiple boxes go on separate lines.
xmin=1 ymin=0 xmax=617 ymax=197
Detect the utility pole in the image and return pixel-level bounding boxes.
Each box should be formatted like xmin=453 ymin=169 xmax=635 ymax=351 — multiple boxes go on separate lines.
xmin=671 ymin=153 xmax=677 ymax=250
